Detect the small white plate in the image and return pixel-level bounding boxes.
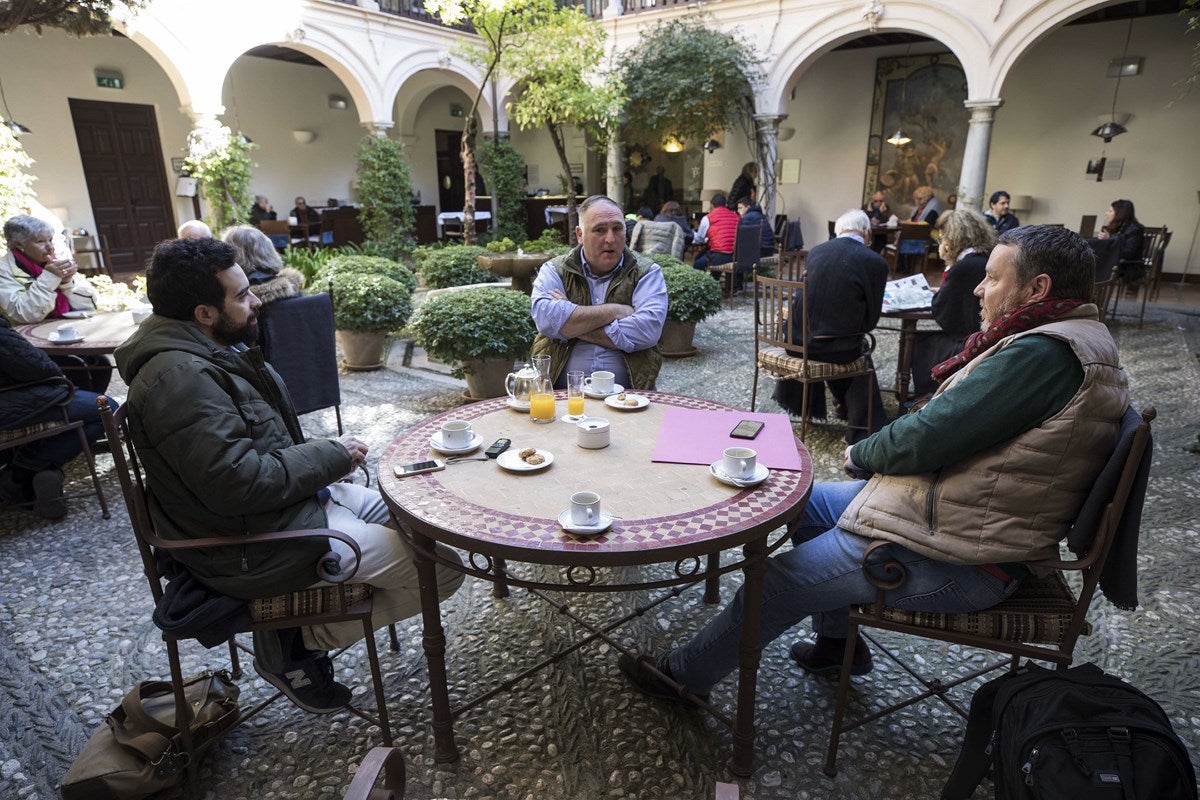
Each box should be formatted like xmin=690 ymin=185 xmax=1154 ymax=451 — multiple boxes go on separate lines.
xmin=429 ymin=431 xmax=484 ymax=455
xmin=583 ymin=383 xmax=624 ymax=399
xmin=47 ymin=331 xmax=85 ymax=344
xmin=604 ymin=393 xmax=649 ymax=410
xmin=506 ymin=397 xmax=531 ymax=412
xmin=497 ymin=449 xmax=555 ymax=472
xmin=61 ymin=310 xmax=93 ymax=319
xmin=709 ymin=461 xmax=770 ymax=488
xmin=558 ymin=509 xmax=614 ymax=535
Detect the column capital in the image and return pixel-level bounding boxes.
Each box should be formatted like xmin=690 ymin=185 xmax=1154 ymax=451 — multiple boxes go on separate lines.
xmin=362 ymin=121 xmax=394 ymax=136
xmin=964 ymin=98 xmax=1004 ymax=116
xmin=752 ymin=113 xmax=788 ymax=132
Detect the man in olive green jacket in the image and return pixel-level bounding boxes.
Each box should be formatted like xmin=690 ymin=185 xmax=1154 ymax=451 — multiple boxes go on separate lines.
xmin=115 ymin=237 xmax=462 ymax=715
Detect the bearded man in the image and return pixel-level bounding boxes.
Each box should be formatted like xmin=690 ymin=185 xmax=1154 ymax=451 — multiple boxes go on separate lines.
xmin=114 ymin=237 xmax=462 ymax=715
xmin=620 ymin=225 xmax=1128 ymax=705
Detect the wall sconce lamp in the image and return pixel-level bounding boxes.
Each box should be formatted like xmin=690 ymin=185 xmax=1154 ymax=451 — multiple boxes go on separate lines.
xmin=1092 ymin=15 xmax=1135 ymax=143
xmin=0 ymin=74 xmax=31 ymax=136
xmin=702 ymin=138 xmax=721 ymax=154
xmin=777 ymin=126 xmax=796 ymax=142
xmin=328 ymin=94 xmax=348 ymax=110
xmin=292 ymin=130 xmax=316 ymax=144
xmin=1008 ymin=194 xmax=1033 ymax=213
xmin=663 ymin=137 xmax=683 ymax=153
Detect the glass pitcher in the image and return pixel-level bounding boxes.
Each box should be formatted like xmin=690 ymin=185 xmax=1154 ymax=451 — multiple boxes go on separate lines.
xmin=505 ymin=361 xmax=541 ymax=406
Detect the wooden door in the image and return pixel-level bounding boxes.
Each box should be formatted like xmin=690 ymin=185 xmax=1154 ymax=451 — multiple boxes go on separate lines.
xmin=435 ymin=128 xmax=487 ymax=213
xmin=69 ymin=99 xmax=175 ymax=274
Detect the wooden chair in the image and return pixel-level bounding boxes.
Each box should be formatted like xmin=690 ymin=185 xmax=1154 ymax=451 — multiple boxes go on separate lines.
xmin=1110 ymin=225 xmax=1169 ymax=328
xmin=776 ymin=250 xmax=808 ymax=282
xmin=1087 ymin=237 xmax=1121 ymax=323
xmin=342 ymin=746 xmax=406 ymax=799
xmin=97 ymin=397 xmax=396 ymax=791
xmin=1079 ymin=214 xmax=1097 ymax=239
xmin=750 ymin=271 xmax=877 ymax=441
xmin=824 ymin=405 xmax=1156 ymax=777
xmin=773 ymin=214 xmax=788 ymax=247
xmin=71 ymin=234 xmax=113 ymax=278
xmin=778 ymin=219 xmax=804 ymax=255
xmin=0 ymin=377 xmax=108 ymax=519
xmin=884 ymin=223 xmax=933 ymax=276
xmin=258 ymin=292 xmax=344 ymax=435
xmin=258 ymin=219 xmax=290 ymax=250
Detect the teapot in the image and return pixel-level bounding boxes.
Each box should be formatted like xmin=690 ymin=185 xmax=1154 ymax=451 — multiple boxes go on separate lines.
xmin=505 ymin=362 xmax=541 ymax=406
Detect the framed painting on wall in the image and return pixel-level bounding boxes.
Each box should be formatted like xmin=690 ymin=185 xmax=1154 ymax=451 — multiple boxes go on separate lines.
xmin=863 ymin=52 xmax=967 ymax=220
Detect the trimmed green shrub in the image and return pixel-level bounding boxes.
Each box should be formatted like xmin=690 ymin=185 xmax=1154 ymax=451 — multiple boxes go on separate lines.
xmin=412 ymin=244 xmax=494 ymax=289
xmin=328 ymin=272 xmax=413 ymax=334
xmin=318 ymin=255 xmax=416 ymax=296
xmin=410 ymin=287 xmax=536 ymax=377
xmin=661 ymin=263 xmax=723 ymax=324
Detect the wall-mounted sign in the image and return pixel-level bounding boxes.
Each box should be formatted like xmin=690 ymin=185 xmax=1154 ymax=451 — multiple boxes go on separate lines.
xmin=95 ymin=69 xmax=124 ymax=89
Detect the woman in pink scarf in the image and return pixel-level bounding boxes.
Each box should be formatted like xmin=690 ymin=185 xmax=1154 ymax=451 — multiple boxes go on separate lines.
xmin=1 ymin=214 xmax=98 ymax=324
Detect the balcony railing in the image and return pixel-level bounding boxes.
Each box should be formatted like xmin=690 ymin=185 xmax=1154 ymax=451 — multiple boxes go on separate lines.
xmin=328 ymin=0 xmax=688 ymax=26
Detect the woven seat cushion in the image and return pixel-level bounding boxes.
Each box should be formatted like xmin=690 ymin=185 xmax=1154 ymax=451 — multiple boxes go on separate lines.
xmin=250 ymin=583 xmax=373 ymax=622
xmin=856 ymin=571 xmax=1089 ymax=645
xmin=757 ymin=346 xmax=873 ymax=382
xmin=0 ymin=420 xmax=70 ymax=443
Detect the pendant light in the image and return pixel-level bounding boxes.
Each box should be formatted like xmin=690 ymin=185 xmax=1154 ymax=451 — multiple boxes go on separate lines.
xmin=1091 ymin=15 xmax=1134 ymax=143
xmin=887 ymin=46 xmax=913 ymax=148
xmin=0 ymin=75 xmax=31 ymax=136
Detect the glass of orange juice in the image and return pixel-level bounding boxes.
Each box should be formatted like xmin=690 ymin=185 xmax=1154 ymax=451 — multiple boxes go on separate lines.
xmin=529 ymin=379 xmax=556 ymax=424
xmin=562 ymin=370 xmax=586 ymax=423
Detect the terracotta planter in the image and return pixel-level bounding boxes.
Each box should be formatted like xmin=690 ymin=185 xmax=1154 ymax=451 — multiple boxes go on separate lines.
xmin=337 ymin=330 xmax=388 ymax=371
xmin=659 ymin=320 xmax=698 ymax=358
xmin=462 ymin=356 xmax=512 ymax=400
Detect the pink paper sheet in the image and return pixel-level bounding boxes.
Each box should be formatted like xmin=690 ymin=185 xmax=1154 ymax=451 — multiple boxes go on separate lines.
xmin=651 ymin=408 xmax=803 ymax=470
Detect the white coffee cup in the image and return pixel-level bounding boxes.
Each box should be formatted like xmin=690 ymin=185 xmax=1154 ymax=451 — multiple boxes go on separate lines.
xmin=440 ymin=419 xmax=472 ymax=447
xmin=55 ymin=324 xmax=80 ymax=339
xmin=722 ymin=447 xmax=757 ymax=480
xmin=287 ymin=215 xmax=299 ymax=225
xmin=570 ymin=490 xmax=602 ymax=526
xmin=583 ymin=370 xmax=615 ymax=395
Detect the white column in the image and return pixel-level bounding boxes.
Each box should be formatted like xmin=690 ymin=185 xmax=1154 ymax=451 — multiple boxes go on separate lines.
xmin=753 ymin=114 xmax=786 ymax=222
xmin=607 ymin=136 xmax=625 ymax=208
xmin=361 ymin=120 xmax=394 ymax=137
xmin=957 ymin=99 xmax=1002 ymax=211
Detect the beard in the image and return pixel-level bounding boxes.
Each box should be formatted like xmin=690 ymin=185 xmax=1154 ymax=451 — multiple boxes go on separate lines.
xmin=212 ymin=308 xmax=258 ymax=347
xmin=980 ymin=288 xmax=1025 ymax=330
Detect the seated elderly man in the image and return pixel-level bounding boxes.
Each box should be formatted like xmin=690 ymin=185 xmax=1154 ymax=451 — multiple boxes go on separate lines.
xmin=773 ymin=209 xmax=887 ymax=443
xmin=531 ymin=195 xmax=667 ymax=391
xmin=177 ymin=220 xmax=212 ymax=239
xmin=620 ymin=225 xmax=1127 ymax=705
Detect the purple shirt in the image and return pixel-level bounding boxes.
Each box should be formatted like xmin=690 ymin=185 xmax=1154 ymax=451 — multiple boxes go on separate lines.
xmin=530 ymin=250 xmax=667 ymax=388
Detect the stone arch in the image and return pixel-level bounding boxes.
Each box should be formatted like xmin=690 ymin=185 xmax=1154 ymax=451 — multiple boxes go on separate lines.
xmin=391 ymin=58 xmax=499 ymax=137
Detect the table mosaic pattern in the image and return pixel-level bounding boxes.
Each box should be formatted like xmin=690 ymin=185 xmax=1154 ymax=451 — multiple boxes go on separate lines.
xmin=18 ymin=310 xmax=139 ymax=355
xmin=380 ymin=392 xmax=812 ymax=563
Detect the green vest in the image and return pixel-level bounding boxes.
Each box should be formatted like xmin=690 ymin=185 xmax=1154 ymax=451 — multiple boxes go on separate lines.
xmin=531 ymin=247 xmax=663 ymax=390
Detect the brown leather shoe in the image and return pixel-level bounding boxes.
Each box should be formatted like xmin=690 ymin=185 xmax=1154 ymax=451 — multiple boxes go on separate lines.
xmin=789 ymin=634 xmax=873 ymax=676
xmin=618 ymin=654 xmax=709 ymax=710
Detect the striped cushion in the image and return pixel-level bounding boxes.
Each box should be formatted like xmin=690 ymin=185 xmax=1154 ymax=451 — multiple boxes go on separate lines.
xmin=0 ymin=421 xmax=70 ymax=444
xmin=250 ymin=583 xmax=373 ymax=622
xmin=857 ymin=571 xmax=1089 ymax=644
xmin=758 ymin=346 xmax=873 ymax=382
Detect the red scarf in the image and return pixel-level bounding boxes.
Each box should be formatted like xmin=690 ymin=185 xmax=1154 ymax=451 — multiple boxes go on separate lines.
xmin=930 ymin=297 xmax=1085 ymax=384
xmin=12 ymin=248 xmax=72 ymax=318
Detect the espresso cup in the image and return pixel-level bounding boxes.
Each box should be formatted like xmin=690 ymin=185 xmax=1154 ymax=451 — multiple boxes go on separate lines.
xmin=56 ymin=324 xmax=80 ymax=339
xmin=440 ymin=419 xmax=472 ymax=447
xmin=570 ymin=491 xmax=602 ymax=527
xmin=583 ymin=370 xmax=615 ymax=395
xmin=722 ymin=447 xmax=757 ymax=480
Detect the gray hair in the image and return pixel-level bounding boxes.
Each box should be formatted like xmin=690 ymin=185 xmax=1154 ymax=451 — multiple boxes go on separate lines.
xmin=177 ymin=219 xmax=212 ymax=239
xmin=996 ymin=225 xmax=1094 ymax=303
xmin=221 ymin=224 xmax=282 ymax=275
xmin=3 ymin=214 xmax=53 ymax=247
xmin=834 ymin=209 xmax=871 ymax=237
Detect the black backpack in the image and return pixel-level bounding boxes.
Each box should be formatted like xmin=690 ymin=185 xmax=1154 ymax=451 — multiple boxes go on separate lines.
xmin=942 ymin=662 xmax=1196 ymax=800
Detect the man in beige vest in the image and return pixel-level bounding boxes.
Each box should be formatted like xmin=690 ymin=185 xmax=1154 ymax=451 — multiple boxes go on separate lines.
xmin=530 ymin=195 xmax=667 ymax=390
xmin=621 ymin=225 xmax=1128 ymax=705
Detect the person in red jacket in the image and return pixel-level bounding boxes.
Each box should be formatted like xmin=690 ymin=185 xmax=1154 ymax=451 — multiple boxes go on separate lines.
xmin=693 ymin=193 xmax=740 ymax=270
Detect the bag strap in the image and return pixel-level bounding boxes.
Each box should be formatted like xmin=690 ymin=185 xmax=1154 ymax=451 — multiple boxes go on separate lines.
xmin=940 ymin=671 xmax=1009 ymax=799
xmin=1109 ymin=727 xmax=1137 ymax=800
xmin=120 ymin=679 xmax=192 ymax=739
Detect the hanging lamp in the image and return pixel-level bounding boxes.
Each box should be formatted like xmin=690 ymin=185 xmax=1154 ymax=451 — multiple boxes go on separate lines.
xmin=1091 ymin=15 xmax=1134 ymax=143
xmin=0 ymin=75 xmax=31 ymax=136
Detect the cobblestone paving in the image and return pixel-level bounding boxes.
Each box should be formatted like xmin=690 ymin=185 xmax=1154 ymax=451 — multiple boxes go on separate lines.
xmin=0 ymin=295 xmax=1196 ymax=800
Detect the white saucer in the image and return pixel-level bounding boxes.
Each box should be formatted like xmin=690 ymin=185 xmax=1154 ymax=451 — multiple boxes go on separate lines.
xmin=496 ymin=449 xmax=555 ymax=472
xmin=709 ymin=461 xmax=770 ymax=488
xmin=557 ymin=509 xmax=614 ymax=535
xmin=604 ymin=393 xmax=649 ymax=410
xmin=506 ymin=397 xmax=531 ymax=411
xmin=429 ymin=431 xmax=484 ymax=455
xmin=61 ymin=310 xmax=93 ymax=319
xmin=48 ymin=331 xmax=85 ymax=344
xmin=583 ymin=383 xmax=624 ymax=399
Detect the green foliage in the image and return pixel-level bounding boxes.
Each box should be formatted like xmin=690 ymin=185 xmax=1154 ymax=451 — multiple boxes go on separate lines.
xmin=412 ymin=244 xmax=494 ymax=289
xmin=485 ymin=237 xmax=518 ymax=253
xmin=0 ymin=121 xmax=35 ymax=221
xmin=619 ymin=18 xmax=762 ymax=145
xmin=318 ymin=255 xmax=417 ymax=296
xmin=328 ymin=272 xmax=413 ymax=334
xmin=355 ymin=134 xmax=415 ymax=260
xmin=1184 ymin=0 xmax=1200 ymax=93
xmin=410 ymin=287 xmax=536 ymax=376
xmin=183 ymin=120 xmax=254 ymax=232
xmin=520 ymin=228 xmax=564 ymax=253
xmin=660 ymin=263 xmax=723 ymax=324
xmin=0 ymin=1 xmax=148 ymax=35
xmin=478 ymin=139 xmax=528 ymax=243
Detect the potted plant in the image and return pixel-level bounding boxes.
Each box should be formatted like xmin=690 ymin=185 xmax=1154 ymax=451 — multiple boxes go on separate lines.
xmin=328 ymin=272 xmax=414 ymax=370
xmin=413 ymin=244 xmax=495 ymax=289
xmin=657 ymin=257 xmax=723 ymax=357
xmin=410 ymin=287 xmax=536 ymax=399
xmin=318 ymin=254 xmax=417 ymax=295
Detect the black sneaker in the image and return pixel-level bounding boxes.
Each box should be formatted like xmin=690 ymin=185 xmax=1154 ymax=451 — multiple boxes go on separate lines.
xmin=789 ymin=634 xmax=873 ymax=676
xmin=31 ymin=470 xmax=66 ymax=520
xmin=617 ymin=653 xmax=709 ymax=710
xmin=254 ymin=651 xmax=352 ymax=714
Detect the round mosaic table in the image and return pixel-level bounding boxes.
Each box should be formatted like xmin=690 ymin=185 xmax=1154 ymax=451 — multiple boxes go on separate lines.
xmin=379 ymin=391 xmax=813 ymax=776
xmin=18 ymin=310 xmax=140 ymax=357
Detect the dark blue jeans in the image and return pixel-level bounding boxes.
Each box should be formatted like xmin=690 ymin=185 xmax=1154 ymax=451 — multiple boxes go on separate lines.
xmin=5 ymin=390 xmax=113 ymax=476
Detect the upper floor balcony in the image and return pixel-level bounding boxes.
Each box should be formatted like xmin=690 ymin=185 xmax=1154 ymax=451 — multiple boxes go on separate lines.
xmin=327 ymin=0 xmax=692 ymax=28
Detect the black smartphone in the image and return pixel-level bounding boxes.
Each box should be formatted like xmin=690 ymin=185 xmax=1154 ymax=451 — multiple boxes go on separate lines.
xmin=485 ymin=438 xmax=512 ymax=458
xmin=393 ymin=459 xmax=445 ymax=477
xmin=730 ymin=420 xmax=765 ymax=440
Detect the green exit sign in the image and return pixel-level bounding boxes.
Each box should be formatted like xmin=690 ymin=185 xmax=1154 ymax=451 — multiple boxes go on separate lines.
xmin=95 ymin=73 xmax=124 ymax=89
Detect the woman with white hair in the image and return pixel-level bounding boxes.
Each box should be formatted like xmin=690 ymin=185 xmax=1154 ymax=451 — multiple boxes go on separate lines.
xmin=221 ymin=225 xmax=304 ymax=304
xmin=1 ymin=214 xmax=98 ymax=324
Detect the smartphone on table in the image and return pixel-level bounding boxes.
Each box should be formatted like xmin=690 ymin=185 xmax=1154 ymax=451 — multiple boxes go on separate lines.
xmin=393 ymin=459 xmax=445 ymax=477
xmin=730 ymin=420 xmax=765 ymax=440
